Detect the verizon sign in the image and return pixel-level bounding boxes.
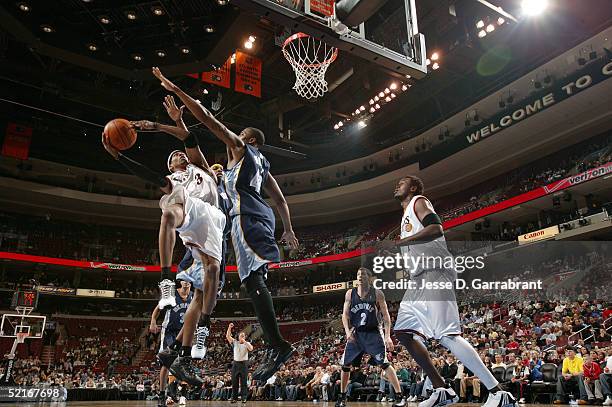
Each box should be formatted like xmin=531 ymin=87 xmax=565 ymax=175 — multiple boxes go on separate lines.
xmin=312 ymin=282 xmax=347 ymax=293
xmin=518 ymin=226 xmax=560 ymax=245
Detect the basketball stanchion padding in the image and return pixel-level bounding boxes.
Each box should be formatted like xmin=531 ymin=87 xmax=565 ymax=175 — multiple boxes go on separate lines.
xmin=282 ymin=33 xmax=338 ymax=99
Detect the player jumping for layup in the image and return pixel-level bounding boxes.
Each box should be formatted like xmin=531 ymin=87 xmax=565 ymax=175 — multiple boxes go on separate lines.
xmin=151 ymin=66 xmax=299 ymax=383
xmin=336 ymin=267 xmax=406 ymax=407
xmin=378 ymin=175 xmax=516 ymax=407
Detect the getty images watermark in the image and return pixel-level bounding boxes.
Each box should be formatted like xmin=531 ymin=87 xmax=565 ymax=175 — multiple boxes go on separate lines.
xmin=370 ymin=252 xmax=543 ymax=291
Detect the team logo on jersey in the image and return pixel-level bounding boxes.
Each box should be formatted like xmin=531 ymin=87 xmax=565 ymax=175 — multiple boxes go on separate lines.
xmin=404 ymin=221 xmax=413 ymax=232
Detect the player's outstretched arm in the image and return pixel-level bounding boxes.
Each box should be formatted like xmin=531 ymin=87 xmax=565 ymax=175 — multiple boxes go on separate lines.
xmin=263 ymin=174 xmax=298 ymax=249
xmin=226 ymin=322 xmax=234 ymax=344
xmin=152 ymin=67 xmax=244 ymax=152
xmin=163 ymin=95 xmax=212 ymax=173
xmin=375 ymin=290 xmax=394 ymax=351
xmin=101 ymin=132 xmax=171 ymax=194
xmin=395 ymin=198 xmax=443 ymax=248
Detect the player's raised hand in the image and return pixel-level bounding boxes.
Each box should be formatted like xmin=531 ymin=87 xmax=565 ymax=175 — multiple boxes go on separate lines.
xmin=101 ymin=132 xmax=119 ymax=160
xmin=163 ymin=95 xmax=185 ymax=123
xmin=149 ymin=321 xmax=160 ymax=334
xmin=131 ymin=120 xmax=157 ymax=130
xmin=281 ymin=230 xmax=299 ymax=249
xmin=152 ymin=67 xmax=177 ymax=92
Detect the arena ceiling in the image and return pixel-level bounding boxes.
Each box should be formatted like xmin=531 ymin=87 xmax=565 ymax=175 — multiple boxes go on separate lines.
xmin=0 ymin=0 xmax=610 ymax=174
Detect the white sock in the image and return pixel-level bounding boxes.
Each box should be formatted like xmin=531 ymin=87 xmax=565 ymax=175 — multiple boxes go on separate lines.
xmin=439 ymin=335 xmax=499 ymax=390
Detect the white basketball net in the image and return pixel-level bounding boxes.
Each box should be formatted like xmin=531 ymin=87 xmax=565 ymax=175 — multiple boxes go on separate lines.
xmin=282 ymin=33 xmax=338 ymax=99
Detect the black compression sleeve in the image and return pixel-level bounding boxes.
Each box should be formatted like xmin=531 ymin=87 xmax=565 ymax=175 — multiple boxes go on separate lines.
xmin=183 ymin=131 xmax=199 ymax=149
xmin=117 ymin=153 xmax=168 ymax=188
xmin=421 ymin=212 xmax=442 ymax=226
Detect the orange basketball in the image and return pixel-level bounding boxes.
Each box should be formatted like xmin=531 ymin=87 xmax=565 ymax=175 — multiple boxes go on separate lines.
xmin=104 ymin=118 xmax=137 ymax=151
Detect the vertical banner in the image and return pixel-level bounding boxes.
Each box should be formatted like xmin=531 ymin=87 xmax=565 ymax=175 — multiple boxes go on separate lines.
xmin=202 ymin=57 xmax=231 ymax=88
xmin=235 ymin=51 xmax=262 ymax=98
xmin=186 ymin=57 xmax=232 ymax=89
xmin=2 ymin=123 xmax=32 ymax=160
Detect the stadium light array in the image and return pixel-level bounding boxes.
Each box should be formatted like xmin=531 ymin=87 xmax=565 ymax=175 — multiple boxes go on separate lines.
xmin=521 ymin=0 xmax=549 ymax=16
xmin=336 ymin=81 xmax=412 ymax=131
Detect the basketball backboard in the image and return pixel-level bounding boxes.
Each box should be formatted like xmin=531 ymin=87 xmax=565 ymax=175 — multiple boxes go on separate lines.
xmin=0 ymin=313 xmax=46 ymax=339
xmin=232 ymin=0 xmax=427 ymax=79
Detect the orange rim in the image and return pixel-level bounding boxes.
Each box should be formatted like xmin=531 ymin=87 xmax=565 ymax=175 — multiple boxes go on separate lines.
xmin=282 ymin=32 xmax=338 ymax=68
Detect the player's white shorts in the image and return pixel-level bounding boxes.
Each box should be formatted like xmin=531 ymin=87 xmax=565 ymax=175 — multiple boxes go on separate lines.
xmin=160 ymin=185 xmax=225 ymax=263
xmin=394 ymin=268 xmax=461 ymax=340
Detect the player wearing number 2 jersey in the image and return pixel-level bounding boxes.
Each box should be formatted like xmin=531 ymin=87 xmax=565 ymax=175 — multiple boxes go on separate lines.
xmin=337 ymin=267 xmax=406 ymax=407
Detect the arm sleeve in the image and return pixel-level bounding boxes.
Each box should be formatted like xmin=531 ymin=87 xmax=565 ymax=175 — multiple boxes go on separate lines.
xmin=117 ymin=153 xmax=169 ymax=188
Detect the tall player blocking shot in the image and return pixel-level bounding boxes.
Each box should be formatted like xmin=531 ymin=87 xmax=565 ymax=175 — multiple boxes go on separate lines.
xmin=337 ymin=267 xmax=406 ymax=407
xmin=377 ymin=175 xmax=517 ymax=407
xmin=151 ymin=66 xmax=300 ymax=383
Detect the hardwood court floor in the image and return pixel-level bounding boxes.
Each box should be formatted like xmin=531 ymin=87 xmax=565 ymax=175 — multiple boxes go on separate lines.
xmin=21 ymin=402 xmax=570 ymax=407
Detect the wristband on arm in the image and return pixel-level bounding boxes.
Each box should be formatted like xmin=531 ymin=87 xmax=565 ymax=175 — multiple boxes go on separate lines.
xmin=183 ymin=131 xmax=199 ymax=149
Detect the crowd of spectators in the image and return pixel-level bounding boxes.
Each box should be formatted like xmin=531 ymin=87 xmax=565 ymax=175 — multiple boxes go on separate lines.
xmin=5 ymin=296 xmax=611 ymax=404
xmin=1 ymin=134 xmax=610 ymax=269
xmin=437 ymin=133 xmax=611 ymax=221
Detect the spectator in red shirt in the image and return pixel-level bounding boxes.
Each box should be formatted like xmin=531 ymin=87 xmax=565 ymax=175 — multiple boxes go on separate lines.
xmin=507 ymin=336 xmax=520 ymax=352
xmin=583 ymin=354 xmax=604 ymax=402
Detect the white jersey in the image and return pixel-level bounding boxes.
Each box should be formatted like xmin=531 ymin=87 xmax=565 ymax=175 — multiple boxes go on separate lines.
xmin=167 ymin=164 xmax=218 ymax=207
xmin=400 ymin=194 xmax=453 ymax=276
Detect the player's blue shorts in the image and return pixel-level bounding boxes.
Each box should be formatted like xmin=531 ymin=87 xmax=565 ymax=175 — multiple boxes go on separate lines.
xmin=341 ymin=330 xmax=388 ymax=367
xmin=176 ymin=242 xmax=227 ymax=294
xmin=231 ymin=215 xmax=280 ymax=282
xmin=159 ymin=328 xmax=179 ymax=353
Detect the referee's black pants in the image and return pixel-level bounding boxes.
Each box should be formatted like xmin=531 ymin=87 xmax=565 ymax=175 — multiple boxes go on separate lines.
xmin=232 ymin=360 xmax=248 ymax=400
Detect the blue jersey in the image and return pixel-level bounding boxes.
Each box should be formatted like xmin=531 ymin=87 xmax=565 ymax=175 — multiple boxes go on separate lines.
xmin=349 ymin=288 xmax=380 ymax=332
xmin=163 ymin=291 xmax=193 ymax=334
xmin=224 ymin=144 xmax=274 ymax=221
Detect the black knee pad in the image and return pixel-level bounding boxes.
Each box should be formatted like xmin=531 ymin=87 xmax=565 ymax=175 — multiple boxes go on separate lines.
xmin=342 ymin=366 xmax=352 ymax=373
xmin=243 ymin=270 xmax=268 ymax=297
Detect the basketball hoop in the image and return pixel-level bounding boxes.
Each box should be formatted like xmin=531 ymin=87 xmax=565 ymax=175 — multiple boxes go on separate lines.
xmin=282 ymin=33 xmax=338 ymax=99
xmin=16 ymin=332 xmax=28 ymax=344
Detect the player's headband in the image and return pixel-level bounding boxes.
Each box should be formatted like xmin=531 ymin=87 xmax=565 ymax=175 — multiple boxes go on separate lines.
xmin=210 ymin=163 xmax=224 ymax=171
xmin=167 ymin=150 xmax=186 ymax=172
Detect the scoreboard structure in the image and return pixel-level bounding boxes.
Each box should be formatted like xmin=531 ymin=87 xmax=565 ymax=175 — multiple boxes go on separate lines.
xmin=11 ymin=289 xmax=39 ymax=310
